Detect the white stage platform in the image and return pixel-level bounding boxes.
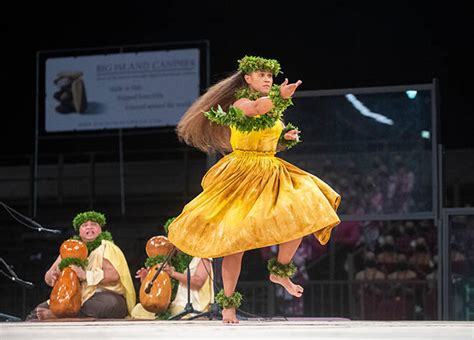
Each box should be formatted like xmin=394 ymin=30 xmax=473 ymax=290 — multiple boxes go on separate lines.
xmin=1 ymin=319 xmax=473 ymax=340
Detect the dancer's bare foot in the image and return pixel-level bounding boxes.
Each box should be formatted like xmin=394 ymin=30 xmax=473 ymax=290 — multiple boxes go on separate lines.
xmin=269 ymin=274 xmax=304 ymax=297
xmin=36 ymin=307 xmax=57 ymax=320
xmin=222 ymin=307 xmax=239 ymax=324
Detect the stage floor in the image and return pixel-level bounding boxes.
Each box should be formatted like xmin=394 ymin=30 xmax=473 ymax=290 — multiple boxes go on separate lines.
xmin=1 ymin=319 xmax=473 ymax=340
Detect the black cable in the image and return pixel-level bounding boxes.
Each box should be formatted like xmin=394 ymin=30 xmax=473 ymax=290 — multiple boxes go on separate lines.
xmin=0 ymin=260 xmax=35 ymax=290
xmin=0 ymin=257 xmax=17 ymax=277
xmin=0 ymin=269 xmax=13 ymax=280
xmin=0 ymin=201 xmax=61 ymax=233
xmin=236 ymin=307 xmax=272 ymax=321
xmin=201 ymin=258 xmax=214 ymax=285
xmin=0 ymin=201 xmax=42 ymax=231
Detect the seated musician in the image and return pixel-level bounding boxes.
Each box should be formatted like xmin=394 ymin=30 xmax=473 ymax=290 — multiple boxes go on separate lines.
xmin=131 ymin=221 xmax=213 ymax=320
xmin=26 ymin=211 xmax=136 ymax=320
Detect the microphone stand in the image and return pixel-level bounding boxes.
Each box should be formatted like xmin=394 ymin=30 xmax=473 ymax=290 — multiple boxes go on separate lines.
xmin=0 ymin=257 xmax=34 ymax=322
xmin=0 ymin=201 xmax=60 ymax=321
xmin=186 ymin=258 xmax=221 ymax=320
xmin=0 ymin=258 xmax=35 ymax=290
xmin=143 ymin=247 xmax=207 ymax=320
xmin=186 ymin=258 xmax=254 ymax=321
xmin=169 ymin=261 xmax=204 ymax=320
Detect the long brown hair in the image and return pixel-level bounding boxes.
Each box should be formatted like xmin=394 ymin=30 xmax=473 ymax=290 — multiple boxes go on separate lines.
xmin=176 ymin=71 xmax=246 ymax=153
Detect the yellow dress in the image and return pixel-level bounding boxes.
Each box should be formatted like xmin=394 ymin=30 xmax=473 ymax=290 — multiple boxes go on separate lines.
xmin=168 ymin=121 xmax=341 ymax=258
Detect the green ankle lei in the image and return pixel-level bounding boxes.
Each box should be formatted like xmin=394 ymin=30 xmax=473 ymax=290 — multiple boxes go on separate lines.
xmin=267 ymin=257 xmax=298 ymax=277
xmin=204 ymin=85 xmax=293 ymax=133
xmin=215 ymin=289 xmax=243 ymax=309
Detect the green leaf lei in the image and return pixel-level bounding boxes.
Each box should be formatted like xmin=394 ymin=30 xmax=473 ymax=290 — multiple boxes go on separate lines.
xmin=58 ymin=257 xmax=88 ymax=271
xmin=144 ymin=254 xmax=167 ymax=269
xmin=234 ymin=87 xmax=261 ymax=101
xmin=267 ymin=257 xmax=298 ymax=277
xmin=278 ymin=122 xmax=301 ymax=150
xmin=268 ymin=85 xmax=293 ymax=118
xmin=72 ymin=211 xmax=106 ymax=231
xmin=215 ymin=289 xmax=243 ymax=309
xmin=204 ymin=85 xmax=292 ymax=133
xmin=71 ymin=231 xmax=114 ymax=254
xmin=237 ymin=55 xmax=281 ymax=76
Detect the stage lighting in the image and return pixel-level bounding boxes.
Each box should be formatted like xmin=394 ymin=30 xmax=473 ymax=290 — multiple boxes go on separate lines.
xmin=406 ymin=90 xmax=417 ymax=99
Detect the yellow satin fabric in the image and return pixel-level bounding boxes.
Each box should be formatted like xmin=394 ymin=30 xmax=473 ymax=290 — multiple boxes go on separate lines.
xmin=82 ymin=240 xmax=136 ymax=314
xmin=168 ymin=121 xmax=341 ymax=258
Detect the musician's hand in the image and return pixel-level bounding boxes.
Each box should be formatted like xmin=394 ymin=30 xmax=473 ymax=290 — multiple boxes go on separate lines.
xmin=46 ymin=269 xmax=60 ymax=286
xmin=70 ymin=265 xmax=86 ymax=281
xmin=135 ymin=267 xmax=149 ymax=282
xmin=163 ymin=264 xmax=176 ymax=278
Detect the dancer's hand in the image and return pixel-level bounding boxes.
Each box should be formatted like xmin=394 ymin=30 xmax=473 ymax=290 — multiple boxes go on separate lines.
xmin=284 ymin=129 xmax=300 ymax=141
xmin=280 ymin=78 xmax=302 ymax=99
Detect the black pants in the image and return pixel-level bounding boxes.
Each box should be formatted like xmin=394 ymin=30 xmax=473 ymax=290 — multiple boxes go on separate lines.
xmin=26 ymin=291 xmax=128 ymax=320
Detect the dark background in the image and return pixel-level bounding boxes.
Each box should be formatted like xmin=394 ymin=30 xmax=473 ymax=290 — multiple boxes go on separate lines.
xmin=1 ymin=3 xmax=473 ymax=155
xmin=0 ymin=3 xmax=473 ymax=320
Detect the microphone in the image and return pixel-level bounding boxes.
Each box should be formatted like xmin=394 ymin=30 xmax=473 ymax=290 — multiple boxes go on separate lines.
xmin=0 ymin=257 xmax=35 ymax=289
xmin=0 ymin=201 xmax=62 ymax=234
xmin=24 ymin=216 xmax=62 ymax=234
xmin=37 ymin=226 xmax=62 ymax=234
xmin=10 ymin=277 xmax=35 ymax=289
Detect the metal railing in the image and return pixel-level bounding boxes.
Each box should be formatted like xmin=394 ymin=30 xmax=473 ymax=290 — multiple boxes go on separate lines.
xmin=239 ymin=280 xmax=436 ymax=320
xmin=0 ymin=279 xmax=437 ymax=321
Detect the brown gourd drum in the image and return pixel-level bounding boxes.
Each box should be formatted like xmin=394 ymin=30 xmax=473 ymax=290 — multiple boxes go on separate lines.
xmin=49 ymin=239 xmax=88 ymax=318
xmin=139 ymin=236 xmax=173 ymax=313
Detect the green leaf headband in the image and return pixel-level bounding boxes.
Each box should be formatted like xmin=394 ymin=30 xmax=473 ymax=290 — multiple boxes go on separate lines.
xmin=72 ymin=211 xmax=106 ymax=231
xmin=238 ymin=55 xmax=281 ymax=76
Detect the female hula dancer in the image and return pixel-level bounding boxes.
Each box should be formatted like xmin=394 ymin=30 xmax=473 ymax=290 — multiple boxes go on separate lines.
xmin=168 ymin=56 xmax=341 ymax=323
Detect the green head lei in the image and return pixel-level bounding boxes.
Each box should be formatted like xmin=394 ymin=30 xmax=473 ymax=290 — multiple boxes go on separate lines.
xmin=72 ymin=211 xmax=106 ymax=231
xmin=238 ymin=55 xmax=281 ymax=76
